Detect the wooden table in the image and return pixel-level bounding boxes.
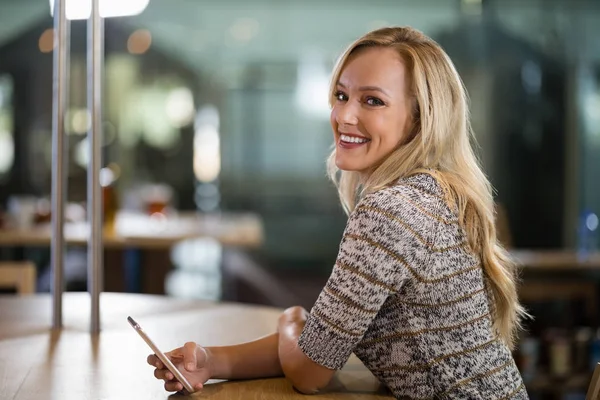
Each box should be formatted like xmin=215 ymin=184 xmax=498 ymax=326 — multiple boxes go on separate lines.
xmin=0 ymin=293 xmax=392 ymax=400
xmin=0 ymin=211 xmax=263 ymax=249
xmin=0 ymin=212 xmax=263 ymax=293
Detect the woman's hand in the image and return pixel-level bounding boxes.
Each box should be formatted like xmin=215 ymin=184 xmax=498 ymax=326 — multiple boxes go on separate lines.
xmin=147 ymin=342 xmax=213 ymax=393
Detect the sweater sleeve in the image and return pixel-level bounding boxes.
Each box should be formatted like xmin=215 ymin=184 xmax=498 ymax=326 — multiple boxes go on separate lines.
xmin=297 ymin=188 xmax=431 ymax=369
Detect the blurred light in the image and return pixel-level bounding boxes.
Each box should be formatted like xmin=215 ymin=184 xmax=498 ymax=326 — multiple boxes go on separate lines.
xmin=39 ymin=29 xmax=54 ymax=53
xmin=99 ymin=167 xmax=115 ymax=187
xmin=149 ymin=212 xmax=168 ymax=233
xmin=194 ymin=106 xmax=221 ymax=183
xmin=196 ymin=182 xmax=219 ymax=198
xmin=229 ymin=17 xmax=259 ymax=42
xmin=36 ymin=198 xmax=51 ymax=215
xmin=69 ymin=108 xmax=91 ymax=135
xmin=127 ymin=29 xmax=152 ymax=55
xmin=193 ymin=126 xmax=221 ymax=182
xmin=195 ymin=105 xmax=220 ymax=130
xmin=295 ymin=51 xmax=330 ymax=119
xmin=66 ymin=202 xmax=86 ymax=222
xmin=49 ymin=0 xmax=150 ymax=20
xmin=166 ymin=88 xmax=194 ymax=128
xmin=195 ymin=183 xmax=220 ymax=212
xmin=165 ymin=270 xmax=221 ymax=300
xmin=587 ymin=213 xmax=599 ymax=231
xmin=0 ymin=130 xmax=14 ymax=175
xmin=196 ymin=194 xmax=220 ymax=212
xmin=75 ymin=138 xmax=89 ymax=167
xmin=171 ymin=237 xmax=221 ymax=272
xmin=107 ymin=162 xmax=121 ymax=180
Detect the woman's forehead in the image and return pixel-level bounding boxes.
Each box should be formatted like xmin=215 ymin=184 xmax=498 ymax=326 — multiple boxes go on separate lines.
xmin=338 ymin=47 xmax=407 ymax=93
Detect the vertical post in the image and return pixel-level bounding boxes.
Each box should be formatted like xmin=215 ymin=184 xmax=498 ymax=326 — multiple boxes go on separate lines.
xmin=51 ymin=0 xmax=70 ymax=330
xmin=88 ymin=0 xmax=104 ymax=334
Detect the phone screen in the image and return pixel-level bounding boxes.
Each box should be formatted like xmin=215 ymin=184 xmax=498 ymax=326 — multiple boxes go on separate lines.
xmin=127 ymin=316 xmax=196 ymax=393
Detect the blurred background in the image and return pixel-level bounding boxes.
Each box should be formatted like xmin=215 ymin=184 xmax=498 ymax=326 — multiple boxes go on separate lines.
xmin=0 ymin=0 xmax=598 ymax=398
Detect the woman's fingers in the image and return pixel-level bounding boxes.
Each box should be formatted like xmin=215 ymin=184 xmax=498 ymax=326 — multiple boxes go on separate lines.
xmin=147 ymin=354 xmax=163 ymax=369
xmin=150 ymin=346 xmax=186 ymax=369
xmin=153 ymin=368 xmax=174 ymax=381
xmin=165 ymin=381 xmax=183 ymax=392
xmin=183 ymin=342 xmax=197 ymax=371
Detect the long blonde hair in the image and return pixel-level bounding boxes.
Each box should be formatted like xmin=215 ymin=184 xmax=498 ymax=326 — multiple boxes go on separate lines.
xmin=327 ymin=26 xmax=526 ymax=349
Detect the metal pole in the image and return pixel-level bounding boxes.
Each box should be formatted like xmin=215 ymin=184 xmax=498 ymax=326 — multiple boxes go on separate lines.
xmin=51 ymin=0 xmax=70 ymax=330
xmin=88 ymin=0 xmax=104 ymax=334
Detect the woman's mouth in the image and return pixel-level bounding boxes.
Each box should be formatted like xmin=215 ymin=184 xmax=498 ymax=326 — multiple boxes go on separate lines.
xmin=339 ymin=134 xmax=370 ymax=149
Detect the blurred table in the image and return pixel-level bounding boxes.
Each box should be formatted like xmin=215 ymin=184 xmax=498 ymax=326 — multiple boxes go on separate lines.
xmin=511 ymin=249 xmax=600 ymax=270
xmin=0 ymin=293 xmax=392 ymax=400
xmin=511 ymin=249 xmax=600 ymax=326
xmin=0 ymin=211 xmax=263 ymax=293
xmin=0 ymin=211 xmax=263 ymax=249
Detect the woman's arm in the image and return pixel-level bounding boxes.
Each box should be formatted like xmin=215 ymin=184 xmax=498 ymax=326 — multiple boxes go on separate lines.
xmin=210 ymin=305 xmax=336 ymax=392
xmin=148 ymin=333 xmax=283 ymax=392
xmin=148 ymin=306 xmax=334 ymax=393
xmin=206 ymin=332 xmax=283 ymax=380
xmin=277 ymin=306 xmax=336 ymax=394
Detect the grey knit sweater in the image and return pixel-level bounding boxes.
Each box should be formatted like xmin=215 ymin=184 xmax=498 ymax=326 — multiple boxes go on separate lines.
xmin=298 ymin=173 xmax=527 ymax=399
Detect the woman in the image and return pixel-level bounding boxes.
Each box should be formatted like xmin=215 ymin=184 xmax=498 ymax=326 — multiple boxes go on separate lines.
xmin=148 ymin=26 xmax=528 ymax=399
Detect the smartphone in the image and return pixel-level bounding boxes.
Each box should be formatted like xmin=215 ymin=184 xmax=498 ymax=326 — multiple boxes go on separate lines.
xmin=127 ymin=316 xmax=196 ymax=393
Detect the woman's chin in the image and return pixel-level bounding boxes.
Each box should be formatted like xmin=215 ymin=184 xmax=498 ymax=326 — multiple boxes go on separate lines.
xmin=335 ymin=159 xmax=362 ymax=172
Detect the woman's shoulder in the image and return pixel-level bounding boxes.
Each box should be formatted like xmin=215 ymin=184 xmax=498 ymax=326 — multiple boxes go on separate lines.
xmin=361 ymin=172 xmax=448 ymax=214
xmin=397 ymin=172 xmax=446 ymax=198
xmin=357 ymin=173 xmax=458 ymax=230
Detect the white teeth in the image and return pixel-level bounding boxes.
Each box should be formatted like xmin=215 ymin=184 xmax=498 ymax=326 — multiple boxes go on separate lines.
xmin=340 ymin=134 xmax=368 ymax=144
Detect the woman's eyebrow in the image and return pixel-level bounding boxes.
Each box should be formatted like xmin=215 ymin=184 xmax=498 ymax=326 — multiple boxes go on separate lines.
xmin=337 ymin=82 xmax=390 ymax=96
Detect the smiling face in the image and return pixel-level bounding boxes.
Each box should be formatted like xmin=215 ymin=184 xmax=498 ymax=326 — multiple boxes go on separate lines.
xmin=331 ymin=46 xmax=414 ymax=174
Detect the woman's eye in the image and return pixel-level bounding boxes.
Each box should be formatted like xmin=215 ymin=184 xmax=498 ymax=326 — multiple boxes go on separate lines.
xmin=366 ymin=97 xmax=385 ymax=106
xmin=334 ymin=91 xmax=348 ymax=102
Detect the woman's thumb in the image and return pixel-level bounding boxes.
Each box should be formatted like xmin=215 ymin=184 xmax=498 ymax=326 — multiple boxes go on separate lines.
xmin=183 ymin=342 xmax=197 ymax=371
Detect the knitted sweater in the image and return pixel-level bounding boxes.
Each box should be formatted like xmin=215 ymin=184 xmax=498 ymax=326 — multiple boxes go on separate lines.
xmin=298 ymin=173 xmax=527 ymax=399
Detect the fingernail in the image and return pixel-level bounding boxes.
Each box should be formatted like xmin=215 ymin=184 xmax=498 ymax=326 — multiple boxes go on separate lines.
xmin=186 ymin=362 xmax=194 ymax=371
xmin=166 ymin=373 xmax=173 ymax=380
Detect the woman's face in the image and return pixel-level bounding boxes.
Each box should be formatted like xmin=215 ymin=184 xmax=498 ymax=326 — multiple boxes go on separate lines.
xmin=331 ymin=47 xmax=413 ymax=174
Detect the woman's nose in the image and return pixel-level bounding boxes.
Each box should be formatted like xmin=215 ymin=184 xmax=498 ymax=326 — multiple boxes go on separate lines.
xmin=335 ymin=102 xmax=359 ymax=126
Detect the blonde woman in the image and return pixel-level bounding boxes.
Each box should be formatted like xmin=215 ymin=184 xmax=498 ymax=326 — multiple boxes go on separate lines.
xmin=148 ymin=26 xmax=528 ymax=399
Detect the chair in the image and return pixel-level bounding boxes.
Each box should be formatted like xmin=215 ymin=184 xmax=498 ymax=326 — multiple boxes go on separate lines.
xmin=0 ymin=261 xmax=36 ymax=295
xmin=588 ymin=363 xmax=600 ymax=400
